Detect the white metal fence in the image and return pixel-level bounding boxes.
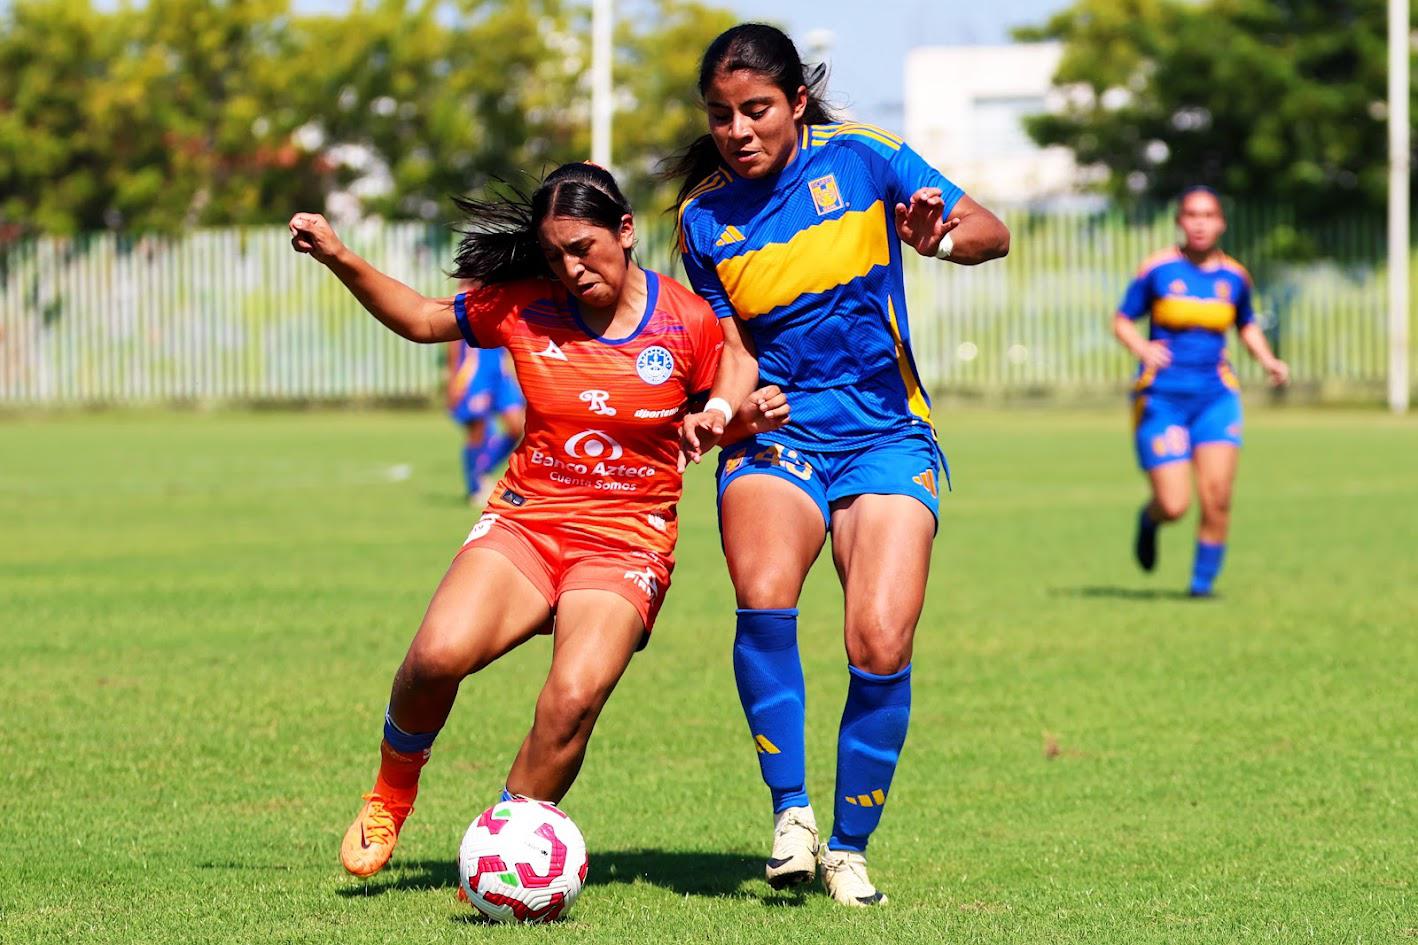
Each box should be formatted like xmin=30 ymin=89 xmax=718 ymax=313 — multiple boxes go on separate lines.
xmin=0 ymin=210 xmax=1407 ymax=405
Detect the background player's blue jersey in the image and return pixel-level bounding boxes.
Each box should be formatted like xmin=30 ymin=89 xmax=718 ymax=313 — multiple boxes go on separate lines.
xmin=679 ymin=123 xmax=964 ymax=452
xmin=1117 ymin=248 xmax=1256 ymax=395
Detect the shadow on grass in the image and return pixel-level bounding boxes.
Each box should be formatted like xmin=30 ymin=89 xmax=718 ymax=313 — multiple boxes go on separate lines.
xmin=1050 ymin=585 xmax=1196 ymax=601
xmin=337 ymin=849 xmax=807 ymax=906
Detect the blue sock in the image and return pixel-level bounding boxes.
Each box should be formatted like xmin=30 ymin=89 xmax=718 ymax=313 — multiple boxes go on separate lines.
xmin=733 ymin=608 xmax=809 ymax=813
xmin=1190 ymin=540 xmax=1226 ymax=594
xmin=476 ymin=432 xmax=516 ymax=477
xmin=383 ymin=709 xmax=439 ymax=755
xmin=829 ymin=664 xmax=912 ymax=853
xmin=461 ymin=442 xmax=483 ymax=496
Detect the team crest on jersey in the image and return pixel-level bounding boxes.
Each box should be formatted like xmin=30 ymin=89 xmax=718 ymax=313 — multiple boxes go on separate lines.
xmin=636 ymin=345 xmax=675 ymax=385
xmin=1215 ymin=279 xmax=1232 ymax=300
xmin=807 ymin=174 xmax=844 ymax=215
xmin=1169 ymin=278 xmax=1188 ymax=295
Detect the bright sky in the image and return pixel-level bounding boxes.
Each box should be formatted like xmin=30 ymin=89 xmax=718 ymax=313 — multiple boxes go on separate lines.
xmin=721 ymin=0 xmax=1069 ymax=127
xmin=278 ymin=0 xmax=1071 ymax=129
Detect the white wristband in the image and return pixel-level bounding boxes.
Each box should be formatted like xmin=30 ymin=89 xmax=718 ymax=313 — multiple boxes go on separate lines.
xmin=934 ymin=232 xmax=955 ymax=259
xmin=704 ymin=397 xmax=733 ymax=423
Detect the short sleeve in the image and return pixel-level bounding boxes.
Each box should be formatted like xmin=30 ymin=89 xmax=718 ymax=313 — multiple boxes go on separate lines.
xmin=454 ymin=283 xmax=520 ymax=348
xmin=1117 ymin=274 xmax=1154 ymax=321
xmin=1233 ymin=276 xmax=1255 ymax=330
xmin=679 ymin=222 xmax=737 ymax=321
xmin=865 ymin=135 xmax=965 ymax=218
xmin=685 ymin=303 xmax=724 ymax=396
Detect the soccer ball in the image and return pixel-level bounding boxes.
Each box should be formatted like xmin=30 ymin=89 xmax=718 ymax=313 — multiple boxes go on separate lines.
xmin=458 ymin=797 xmax=588 ymax=923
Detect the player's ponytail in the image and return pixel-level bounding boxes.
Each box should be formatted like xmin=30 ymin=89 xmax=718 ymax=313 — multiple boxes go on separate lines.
xmin=452 ymin=162 xmax=634 ymax=285
xmin=666 ymin=23 xmax=838 ymax=242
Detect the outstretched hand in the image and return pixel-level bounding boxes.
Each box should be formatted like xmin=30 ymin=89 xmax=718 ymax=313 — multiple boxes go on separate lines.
xmin=894 ymin=187 xmax=961 ymax=257
xmin=679 ymin=409 xmax=726 ymax=470
xmin=288 ymin=212 xmax=346 ymax=266
xmin=741 ymin=384 xmax=789 ymax=435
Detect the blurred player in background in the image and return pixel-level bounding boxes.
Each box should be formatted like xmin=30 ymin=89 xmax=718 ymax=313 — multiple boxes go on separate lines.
xmin=289 ymin=162 xmax=787 ymax=880
xmin=1115 ymin=186 xmax=1289 ymax=596
xmin=670 ymin=24 xmax=1010 ymax=906
xmin=446 ymin=308 xmax=525 ymax=504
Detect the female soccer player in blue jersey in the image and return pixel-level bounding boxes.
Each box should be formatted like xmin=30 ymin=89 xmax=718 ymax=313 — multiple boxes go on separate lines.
xmin=671 ymin=23 xmax=1010 ymax=906
xmin=446 ymin=302 xmax=525 ymax=504
xmin=1115 ymin=186 xmax=1288 ymax=596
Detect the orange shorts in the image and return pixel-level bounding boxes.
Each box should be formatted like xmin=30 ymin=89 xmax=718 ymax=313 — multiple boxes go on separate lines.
xmin=455 ymin=510 xmax=674 ymax=637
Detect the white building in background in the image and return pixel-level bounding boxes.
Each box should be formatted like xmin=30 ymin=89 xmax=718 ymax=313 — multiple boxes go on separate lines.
xmin=904 ymin=42 xmax=1080 ymax=204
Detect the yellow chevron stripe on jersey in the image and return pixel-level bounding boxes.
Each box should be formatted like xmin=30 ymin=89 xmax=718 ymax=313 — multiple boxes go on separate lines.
xmin=887 ymin=297 xmax=934 ymax=427
xmin=1151 ymin=296 xmax=1236 ymax=331
xmin=713 ymin=200 xmax=891 ymax=318
xmin=810 ymin=122 xmax=904 ymax=151
xmin=677 ymin=170 xmax=731 ymax=252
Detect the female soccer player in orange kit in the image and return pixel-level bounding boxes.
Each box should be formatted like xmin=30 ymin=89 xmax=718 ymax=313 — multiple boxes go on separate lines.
xmin=289 ymin=162 xmax=788 ymax=879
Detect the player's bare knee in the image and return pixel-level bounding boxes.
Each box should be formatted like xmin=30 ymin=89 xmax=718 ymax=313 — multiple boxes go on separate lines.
xmin=403 ymin=633 xmax=477 ymax=686
xmin=534 ymin=682 xmax=603 ymax=746
xmin=731 ymin=570 xmax=802 ymax=610
xmin=845 ymin=625 xmax=913 ymax=676
xmin=1156 ymin=495 xmax=1190 ymax=522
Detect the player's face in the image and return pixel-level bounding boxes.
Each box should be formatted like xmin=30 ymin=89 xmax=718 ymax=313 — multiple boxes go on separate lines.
xmin=538 ymin=214 xmax=635 ymax=310
xmin=1177 ymin=192 xmax=1226 ymax=254
xmin=704 ymin=69 xmax=808 ymax=179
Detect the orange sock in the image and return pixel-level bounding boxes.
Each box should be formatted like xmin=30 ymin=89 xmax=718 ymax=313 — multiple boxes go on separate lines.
xmin=373 ymin=739 xmax=428 ymax=802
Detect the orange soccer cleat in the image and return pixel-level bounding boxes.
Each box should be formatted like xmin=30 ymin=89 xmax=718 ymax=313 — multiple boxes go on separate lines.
xmin=340 ymin=791 xmax=414 ymax=878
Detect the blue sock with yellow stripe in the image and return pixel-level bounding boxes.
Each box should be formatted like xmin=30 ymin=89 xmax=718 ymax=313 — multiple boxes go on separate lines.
xmin=733 ymin=608 xmax=809 ymax=813
xmin=829 ymin=664 xmax=912 ymax=852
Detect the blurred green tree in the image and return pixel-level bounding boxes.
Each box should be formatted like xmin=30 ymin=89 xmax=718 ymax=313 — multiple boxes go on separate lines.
xmin=1016 ymin=0 xmax=1413 ymax=221
xmin=0 ymin=0 xmax=734 ymax=234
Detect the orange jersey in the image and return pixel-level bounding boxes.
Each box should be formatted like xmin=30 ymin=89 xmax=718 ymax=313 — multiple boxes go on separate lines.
xmin=454 ymin=271 xmax=723 ymax=555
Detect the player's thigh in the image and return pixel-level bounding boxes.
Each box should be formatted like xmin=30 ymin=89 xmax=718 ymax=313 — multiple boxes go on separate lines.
xmin=1192 ymin=442 xmax=1239 ymax=510
xmin=718 ymin=442 xmax=828 ymax=607
xmin=408 ymin=547 xmax=552 ymax=678
xmin=1146 ymin=460 xmax=1193 ymax=518
xmin=829 ymin=493 xmax=935 ymax=672
xmin=538 ymin=590 xmax=645 ymax=721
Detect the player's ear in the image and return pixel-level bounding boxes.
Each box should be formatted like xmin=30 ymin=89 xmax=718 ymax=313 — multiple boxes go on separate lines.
xmin=618 ymin=213 xmax=635 ymax=251
xmin=791 ymin=85 xmax=808 ymax=123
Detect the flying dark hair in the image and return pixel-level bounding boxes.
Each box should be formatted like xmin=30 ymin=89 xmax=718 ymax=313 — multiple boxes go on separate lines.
xmin=664 ymin=23 xmax=839 ymax=221
xmin=451 ymin=162 xmax=633 ymax=285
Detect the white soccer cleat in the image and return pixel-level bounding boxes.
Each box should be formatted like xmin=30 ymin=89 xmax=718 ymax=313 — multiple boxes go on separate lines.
xmin=764 ymin=806 xmax=820 ymax=889
xmin=820 ymin=848 xmax=887 ymax=906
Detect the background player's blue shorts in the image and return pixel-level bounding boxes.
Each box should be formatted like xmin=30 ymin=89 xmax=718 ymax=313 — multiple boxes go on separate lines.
xmin=451 ymin=368 xmax=523 ymax=425
xmin=715 ymin=429 xmax=945 ymax=528
xmin=1132 ymin=387 xmax=1243 ymax=471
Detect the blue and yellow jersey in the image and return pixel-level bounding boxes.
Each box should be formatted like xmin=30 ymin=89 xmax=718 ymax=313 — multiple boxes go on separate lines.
xmin=452 ymin=344 xmax=513 ymax=392
xmin=678 ymin=122 xmax=964 ymax=452
xmin=1118 ymin=248 xmax=1256 ymax=394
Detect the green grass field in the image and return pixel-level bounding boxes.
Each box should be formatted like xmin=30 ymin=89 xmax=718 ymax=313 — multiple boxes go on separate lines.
xmin=2 ymin=407 xmax=1414 ymax=944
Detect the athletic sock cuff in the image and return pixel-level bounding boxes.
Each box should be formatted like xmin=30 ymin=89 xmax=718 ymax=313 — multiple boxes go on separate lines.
xmin=734 ymin=608 xmax=800 ymax=651
xmin=847 ymin=663 xmax=913 ymax=685
xmin=383 ymin=710 xmax=440 ymax=754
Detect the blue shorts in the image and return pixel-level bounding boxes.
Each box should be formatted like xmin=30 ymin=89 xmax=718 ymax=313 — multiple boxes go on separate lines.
xmin=451 ymin=373 xmax=523 ymax=425
xmin=715 ymin=431 xmax=945 ymax=528
xmin=1132 ymin=387 xmax=1242 ymax=471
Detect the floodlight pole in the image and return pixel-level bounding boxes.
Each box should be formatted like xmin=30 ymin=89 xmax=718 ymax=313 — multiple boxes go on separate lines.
xmin=591 ymin=0 xmax=613 ymax=169
xmin=1389 ymin=0 xmax=1410 ymax=413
